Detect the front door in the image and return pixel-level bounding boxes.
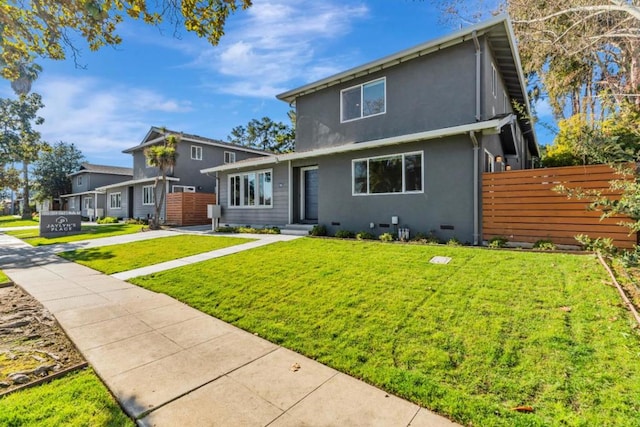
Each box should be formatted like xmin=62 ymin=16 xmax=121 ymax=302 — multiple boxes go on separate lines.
xmin=301 ymin=167 xmax=318 ymax=222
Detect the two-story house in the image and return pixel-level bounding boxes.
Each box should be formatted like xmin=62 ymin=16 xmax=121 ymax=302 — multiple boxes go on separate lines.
xmin=97 ymin=126 xmax=273 ymax=222
xmin=201 ymin=16 xmax=539 ymax=244
xmin=61 ymin=163 xmax=133 ymax=220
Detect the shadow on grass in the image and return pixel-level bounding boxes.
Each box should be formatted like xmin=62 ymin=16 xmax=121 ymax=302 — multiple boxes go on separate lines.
xmin=59 ymin=248 xmax=116 ymax=262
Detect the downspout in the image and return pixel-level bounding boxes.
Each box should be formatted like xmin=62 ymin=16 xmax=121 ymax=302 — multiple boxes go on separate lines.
xmin=472 ymin=30 xmax=481 ymax=122
xmin=470 ymin=131 xmax=480 ymax=246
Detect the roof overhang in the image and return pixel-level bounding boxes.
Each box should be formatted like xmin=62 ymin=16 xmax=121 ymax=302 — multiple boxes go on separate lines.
xmin=60 ymin=190 xmax=105 ymax=198
xmin=96 ymin=176 xmax=180 ymax=191
xmin=201 ymin=116 xmax=514 ymax=174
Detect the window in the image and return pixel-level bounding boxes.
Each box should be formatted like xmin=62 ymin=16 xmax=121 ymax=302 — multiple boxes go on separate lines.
xmin=143 ymin=185 xmax=155 ymax=205
xmin=352 ymin=152 xmax=423 ymax=195
xmin=77 ymin=175 xmax=83 ymax=186
xmin=504 ymin=93 xmax=509 ymax=113
xmin=491 ymin=63 xmax=497 ymax=98
xmin=69 ymin=198 xmax=76 ymax=210
xmin=224 ymin=151 xmax=236 ymax=164
xmin=191 ymin=145 xmax=203 ymax=160
xmin=83 ymin=197 xmax=93 ymax=209
xmin=341 ymin=78 xmax=386 ymax=122
xmin=484 ymin=150 xmax=495 ymax=173
xmin=229 ymin=170 xmax=273 ymax=208
xmin=110 ymin=192 xmax=122 ymax=209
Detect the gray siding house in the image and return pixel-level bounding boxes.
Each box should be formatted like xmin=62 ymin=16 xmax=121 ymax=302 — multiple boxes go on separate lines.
xmin=201 ymin=16 xmax=539 ymax=244
xmin=60 ymin=163 xmax=133 ymax=220
xmin=97 ymin=127 xmax=272 ymax=221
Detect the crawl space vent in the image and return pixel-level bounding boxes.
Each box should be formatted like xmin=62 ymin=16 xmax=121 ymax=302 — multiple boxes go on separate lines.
xmin=429 ymin=256 xmax=452 ymax=265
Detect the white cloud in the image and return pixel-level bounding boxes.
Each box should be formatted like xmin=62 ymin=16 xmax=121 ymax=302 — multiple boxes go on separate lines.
xmin=36 ymin=75 xmax=192 ymax=160
xmin=193 ymin=0 xmax=369 ymax=97
xmin=534 ymin=98 xmax=553 ymax=118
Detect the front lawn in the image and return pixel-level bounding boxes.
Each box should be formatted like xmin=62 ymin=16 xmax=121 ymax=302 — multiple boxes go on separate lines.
xmin=0 ymin=215 xmax=38 ymax=228
xmin=4 ymin=224 xmax=145 ymax=246
xmin=59 ymin=235 xmax=254 ymax=274
xmin=0 ymin=369 xmax=133 ymax=426
xmin=130 ymin=238 xmax=640 ymax=426
xmin=0 ymin=269 xmax=9 ymax=284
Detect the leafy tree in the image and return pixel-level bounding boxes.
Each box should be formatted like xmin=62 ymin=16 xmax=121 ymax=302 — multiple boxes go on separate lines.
xmin=228 ymin=116 xmax=295 ymax=153
xmin=32 ymin=141 xmax=85 ymax=203
xmin=1 ymin=0 xmax=252 ymax=80
xmin=144 ymin=131 xmax=178 ymax=229
xmin=0 ymin=93 xmax=48 ymax=218
xmin=542 ymin=115 xmax=593 ymax=167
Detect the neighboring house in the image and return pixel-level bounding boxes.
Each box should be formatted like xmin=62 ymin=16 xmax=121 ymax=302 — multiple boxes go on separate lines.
xmin=201 ymin=16 xmax=539 ymax=244
xmin=60 ymin=163 xmax=133 ymax=219
xmin=97 ymin=127 xmax=272 ymax=221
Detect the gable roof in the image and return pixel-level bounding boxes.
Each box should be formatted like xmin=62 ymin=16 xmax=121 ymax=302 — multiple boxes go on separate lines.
xmin=122 ymin=126 xmax=275 ymax=157
xmin=201 ymin=115 xmax=515 ymax=174
xmin=68 ymin=163 xmax=133 ymax=177
xmin=276 ymin=15 xmax=538 ymax=157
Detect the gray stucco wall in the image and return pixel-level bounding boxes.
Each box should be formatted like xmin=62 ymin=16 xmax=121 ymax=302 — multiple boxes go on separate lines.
xmin=103 ymin=186 xmax=130 ymax=219
xmin=295 ymin=40 xmax=477 ymax=151
xmin=71 ymin=172 xmax=132 ymax=193
xmin=218 ymin=163 xmax=289 ymax=226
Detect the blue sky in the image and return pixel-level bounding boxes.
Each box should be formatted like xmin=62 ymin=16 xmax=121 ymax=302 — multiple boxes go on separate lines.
xmin=1 ymin=0 xmax=554 ymax=168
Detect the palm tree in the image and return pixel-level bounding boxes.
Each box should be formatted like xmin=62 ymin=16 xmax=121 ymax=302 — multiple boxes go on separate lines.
xmin=144 ymin=131 xmax=179 ymax=229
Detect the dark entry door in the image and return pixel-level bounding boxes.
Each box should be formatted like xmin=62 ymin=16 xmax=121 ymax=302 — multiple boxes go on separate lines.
xmin=303 ymin=168 xmax=318 ymax=221
xmin=128 ymin=186 xmax=134 ymax=218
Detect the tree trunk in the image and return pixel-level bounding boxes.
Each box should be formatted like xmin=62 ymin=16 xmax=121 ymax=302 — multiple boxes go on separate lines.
xmin=21 ymin=161 xmax=31 ymax=219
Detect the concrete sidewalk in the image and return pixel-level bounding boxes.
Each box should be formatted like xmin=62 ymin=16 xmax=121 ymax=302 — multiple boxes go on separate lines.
xmin=0 ymin=233 xmax=458 ymax=426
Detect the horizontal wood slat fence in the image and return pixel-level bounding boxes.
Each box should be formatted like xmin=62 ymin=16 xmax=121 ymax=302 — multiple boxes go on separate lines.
xmin=166 ymin=192 xmax=216 ymax=226
xmin=482 ymin=164 xmax=637 ymax=248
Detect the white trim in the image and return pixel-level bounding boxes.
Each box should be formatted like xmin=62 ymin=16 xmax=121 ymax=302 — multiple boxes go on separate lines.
xmin=491 ymin=63 xmax=497 ymax=98
xmin=201 ymin=116 xmax=515 ymax=175
xmin=352 ymin=151 xmax=424 ymax=196
xmin=288 ymin=161 xmax=293 ymax=224
xmin=300 ymin=166 xmax=319 ymax=221
xmin=109 ymin=192 xmax=122 ymax=209
xmin=124 ymin=133 xmax=274 ymax=157
xmin=96 ymin=176 xmax=180 ymax=191
xmin=77 ymin=175 xmax=83 ymax=186
xmin=227 ymin=168 xmax=274 ymax=209
xmin=172 ymin=185 xmax=196 ymax=193
xmin=142 ymin=185 xmax=155 ymax=206
xmin=224 ymin=151 xmax=236 ymax=164
xmin=191 ymin=145 xmax=203 ymax=161
xmin=340 ymin=77 xmax=386 ymax=123
xmin=484 ymin=149 xmax=495 ymax=173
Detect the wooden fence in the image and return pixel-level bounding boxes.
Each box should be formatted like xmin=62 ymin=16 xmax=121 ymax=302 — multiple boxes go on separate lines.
xmin=166 ymin=192 xmax=216 ymax=226
xmin=482 ymin=164 xmax=637 ymax=248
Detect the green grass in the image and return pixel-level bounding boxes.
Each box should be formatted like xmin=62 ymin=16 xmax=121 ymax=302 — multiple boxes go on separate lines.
xmin=0 ymin=368 xmax=133 ymax=426
xmin=4 ymin=224 xmax=145 ymax=246
xmin=0 ymin=215 xmax=38 ymax=228
xmin=130 ymin=238 xmax=640 ymax=426
xmin=0 ymin=269 xmax=9 ymax=284
xmin=59 ymin=235 xmax=254 ymax=274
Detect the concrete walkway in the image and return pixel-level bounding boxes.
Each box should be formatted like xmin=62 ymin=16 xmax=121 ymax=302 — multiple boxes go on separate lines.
xmin=0 ymin=232 xmax=458 ymax=427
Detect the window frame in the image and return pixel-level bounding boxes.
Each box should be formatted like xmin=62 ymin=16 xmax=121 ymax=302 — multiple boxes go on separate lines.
xmin=484 ymin=150 xmax=495 ymax=173
xmin=228 ymin=169 xmax=273 ymax=209
xmin=142 ymin=185 xmax=155 ymax=206
xmin=191 ymin=145 xmax=203 ymax=161
xmin=351 ymin=151 xmax=424 ymax=196
xmin=83 ymin=197 xmax=93 ymax=209
xmin=77 ymin=175 xmax=83 ymax=186
xmin=340 ymin=77 xmax=386 ymax=123
xmin=224 ymin=151 xmax=236 ymax=164
xmin=109 ymin=192 xmax=122 ymax=209
xmin=491 ymin=63 xmax=498 ymax=98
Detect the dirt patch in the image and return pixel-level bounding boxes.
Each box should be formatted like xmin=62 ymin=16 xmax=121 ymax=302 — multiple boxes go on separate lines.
xmin=0 ymin=284 xmax=85 ymax=394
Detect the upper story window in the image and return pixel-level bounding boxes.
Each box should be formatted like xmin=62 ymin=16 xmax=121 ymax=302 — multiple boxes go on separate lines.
xmin=491 ymin=63 xmax=497 ymax=98
xmin=224 ymin=151 xmax=236 ymax=164
xmin=77 ymin=175 xmax=83 ymax=186
xmin=352 ymin=151 xmax=423 ymax=195
xmin=341 ymin=78 xmax=386 ymax=122
xmin=191 ymin=145 xmax=203 ymax=160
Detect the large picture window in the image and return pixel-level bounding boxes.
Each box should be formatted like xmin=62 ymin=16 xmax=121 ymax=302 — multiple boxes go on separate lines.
xmin=110 ymin=192 xmax=122 ymax=209
xmin=352 ymin=151 xmax=423 ymax=195
xmin=142 ymin=185 xmax=155 ymax=205
xmin=229 ymin=170 xmax=272 ymax=208
xmin=341 ymin=78 xmax=386 ymax=122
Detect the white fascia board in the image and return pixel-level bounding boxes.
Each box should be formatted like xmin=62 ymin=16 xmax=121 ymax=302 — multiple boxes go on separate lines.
xmin=60 ymin=190 xmax=105 ymax=198
xmin=201 ymin=117 xmax=511 ymax=174
xmin=123 ymin=135 xmax=274 ymax=157
xmin=96 ymin=176 xmax=180 ymax=191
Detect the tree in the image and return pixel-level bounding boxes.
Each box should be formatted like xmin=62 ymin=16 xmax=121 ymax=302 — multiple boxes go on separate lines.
xmin=228 ymin=115 xmax=295 ymax=153
xmin=1 ymin=0 xmax=252 ymax=80
xmin=0 ymin=93 xmax=48 ymax=218
xmin=32 ymin=141 xmax=85 ymax=203
xmin=10 ymin=63 xmax=42 ymax=96
xmin=144 ymin=131 xmax=178 ymax=229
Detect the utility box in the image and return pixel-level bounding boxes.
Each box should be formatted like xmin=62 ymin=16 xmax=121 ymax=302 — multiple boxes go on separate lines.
xmin=207 ymin=204 xmax=221 ymax=219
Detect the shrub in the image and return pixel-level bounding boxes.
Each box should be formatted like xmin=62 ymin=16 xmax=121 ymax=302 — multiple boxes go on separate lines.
xmin=223 ymin=226 xmax=281 ymax=234
xmin=356 ymin=231 xmax=376 ymax=240
xmin=620 ymin=245 xmax=640 ymax=267
xmin=125 ymin=218 xmax=147 ymax=225
xmin=309 ymin=225 xmax=328 ymax=236
xmin=97 ymin=216 xmax=118 ymax=224
xmin=533 ymin=239 xmax=557 ymax=251
xmin=216 ymin=226 xmax=238 ymax=233
xmin=487 ymin=236 xmax=508 ymax=248
xmin=335 ymin=230 xmax=355 ymax=239
xmin=412 ymin=231 xmax=440 ymax=245
xmin=379 ymin=232 xmax=394 ymax=242
xmin=446 ymin=237 xmax=462 ymax=246
xmin=575 ymin=234 xmax=616 ymax=255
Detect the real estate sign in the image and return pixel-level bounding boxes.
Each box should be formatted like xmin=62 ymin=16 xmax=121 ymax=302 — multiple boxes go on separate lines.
xmin=39 ymin=211 xmax=82 ymax=238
